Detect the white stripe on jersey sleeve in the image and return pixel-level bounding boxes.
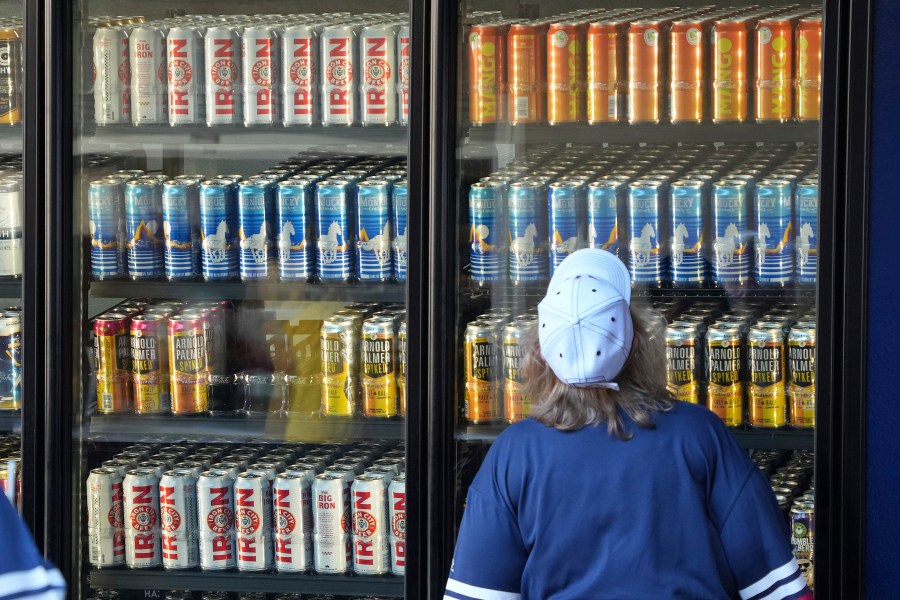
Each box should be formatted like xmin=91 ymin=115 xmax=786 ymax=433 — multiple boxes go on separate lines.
xmin=739 ymin=558 xmax=801 ymax=599
xmin=0 ymin=565 xmax=65 ymax=600
xmin=755 ymin=574 xmax=808 ymax=600
xmin=445 ymin=577 xmax=522 ymax=600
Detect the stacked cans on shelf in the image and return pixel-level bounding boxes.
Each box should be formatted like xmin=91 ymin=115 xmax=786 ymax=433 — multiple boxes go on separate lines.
xmin=86 ymin=440 xmax=406 ymax=577
xmin=320 ymin=303 xmax=407 ymax=419
xmin=0 ymin=434 xmax=20 ymax=502
xmin=88 ymin=593 xmax=400 ymax=600
xmin=468 ymin=142 xmax=819 ymax=288
xmin=752 ymin=449 xmax=815 ymax=587
xmin=87 ymin=151 xmax=409 ymax=283
xmin=92 ymin=299 xmax=407 ymax=419
xmin=658 ymin=298 xmax=816 ymax=429
xmin=91 ymin=12 xmax=410 ymax=127
xmin=463 ymin=306 xmax=536 ymax=424
xmin=0 ymin=153 xmax=24 ymax=281
xmin=467 ymin=4 xmax=821 ymax=125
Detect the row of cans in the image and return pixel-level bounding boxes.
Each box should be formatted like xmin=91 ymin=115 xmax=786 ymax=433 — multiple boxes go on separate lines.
xmin=660 ymin=298 xmax=816 ymax=429
xmin=88 ymin=152 xmax=409 ymax=283
xmin=467 ymin=5 xmax=821 ymax=125
xmin=89 ymin=592 xmax=398 ymax=600
xmin=86 ymin=440 xmax=406 ymax=576
xmin=752 ymin=449 xmax=815 ymax=587
xmin=320 ymin=305 xmax=408 ymax=419
xmin=92 ymin=12 xmax=410 ymax=127
xmin=92 ymin=298 xmax=407 ymax=419
xmin=463 ymin=308 xmax=536 ymax=424
xmin=469 ymin=142 xmax=819 ymax=287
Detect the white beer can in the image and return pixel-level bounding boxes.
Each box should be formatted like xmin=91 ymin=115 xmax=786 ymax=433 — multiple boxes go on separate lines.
xmin=197 ymin=469 xmax=235 ymax=570
xmin=235 ymin=471 xmax=273 ymax=571
xmin=0 ymin=180 xmax=23 ymax=277
xmin=282 ymin=24 xmax=318 ymax=126
xmin=123 ymin=467 xmax=162 ymax=568
xmin=397 ymin=24 xmax=410 ymax=125
xmin=312 ymin=472 xmax=351 ymax=573
xmin=388 ymin=473 xmax=406 ymax=575
xmin=360 ymin=24 xmax=398 ymax=126
xmin=351 ymin=473 xmax=389 ymax=575
xmin=320 ymin=25 xmax=357 ymax=126
xmin=93 ymin=27 xmax=131 ymax=124
xmin=129 ymin=25 xmax=168 ymax=124
xmin=273 ymin=471 xmax=313 ymax=572
xmin=159 ymin=470 xmax=200 ymax=569
xmin=86 ymin=467 xmax=126 ymax=568
xmin=204 ymin=26 xmax=242 ymax=126
xmin=167 ymin=26 xmax=205 ymax=125
xmin=242 ymin=25 xmax=280 ymax=126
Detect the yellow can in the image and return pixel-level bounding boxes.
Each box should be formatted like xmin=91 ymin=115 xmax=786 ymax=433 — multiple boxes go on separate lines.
xmin=788 ymin=325 xmax=816 ymax=428
xmin=321 ymin=316 xmax=358 ymax=417
xmin=748 ymin=324 xmax=787 ymax=428
xmin=464 ymin=321 xmax=501 ymax=424
xmin=361 ymin=316 xmax=398 ymax=418
xmin=666 ymin=324 xmax=701 ymax=403
xmin=706 ymin=324 xmax=743 ymax=427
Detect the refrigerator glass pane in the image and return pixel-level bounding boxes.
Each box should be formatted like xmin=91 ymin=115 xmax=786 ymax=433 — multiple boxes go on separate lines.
xmin=72 ymin=2 xmax=409 ymax=598
xmin=453 ymin=0 xmax=821 ymax=593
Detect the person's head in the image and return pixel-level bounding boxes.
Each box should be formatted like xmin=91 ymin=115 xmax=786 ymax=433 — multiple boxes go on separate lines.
xmin=523 ymin=249 xmax=672 ymax=439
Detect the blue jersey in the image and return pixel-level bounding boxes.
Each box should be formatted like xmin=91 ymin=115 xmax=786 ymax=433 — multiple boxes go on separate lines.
xmin=0 ymin=496 xmax=65 ymax=600
xmin=445 ymin=402 xmax=811 ymax=600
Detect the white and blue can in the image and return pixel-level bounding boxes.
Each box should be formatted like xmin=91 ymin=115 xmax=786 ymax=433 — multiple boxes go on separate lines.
xmin=587 ymin=179 xmax=624 ymax=258
xmin=356 ymin=179 xmax=393 ymax=282
xmin=199 ymin=180 xmax=239 ymax=281
xmin=795 ymin=180 xmax=818 ymax=285
xmin=238 ymin=180 xmax=274 ymax=280
xmin=754 ymin=179 xmax=794 ymax=286
xmin=548 ymin=181 xmax=582 ymax=276
xmin=468 ymin=182 xmax=505 ymax=284
xmin=392 ymin=180 xmax=408 ymax=282
xmin=276 ymin=180 xmax=313 ymax=280
xmin=627 ymin=180 xmax=666 ymax=286
xmin=88 ymin=179 xmax=126 ymax=280
xmin=124 ymin=180 xmax=165 ymax=280
xmin=507 ymin=181 xmax=548 ymax=284
xmin=162 ymin=180 xmax=200 ymax=280
xmin=711 ymin=179 xmax=751 ymax=286
xmin=669 ymin=179 xmax=707 ymax=286
xmin=316 ymin=179 xmax=355 ymax=281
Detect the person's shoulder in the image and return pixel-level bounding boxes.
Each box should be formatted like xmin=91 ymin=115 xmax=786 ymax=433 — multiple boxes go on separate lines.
xmin=492 ymin=418 xmax=549 ymax=445
xmin=653 ymin=401 xmax=735 ymax=440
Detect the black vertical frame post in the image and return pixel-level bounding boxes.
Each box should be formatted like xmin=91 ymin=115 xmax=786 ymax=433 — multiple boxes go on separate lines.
xmin=816 ymin=0 xmax=872 ymax=597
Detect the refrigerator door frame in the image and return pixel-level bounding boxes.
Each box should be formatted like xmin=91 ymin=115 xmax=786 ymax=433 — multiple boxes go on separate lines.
xmin=422 ymin=0 xmax=873 ymax=598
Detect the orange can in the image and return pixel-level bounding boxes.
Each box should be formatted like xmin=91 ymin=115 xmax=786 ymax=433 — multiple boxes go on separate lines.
xmin=586 ymin=20 xmax=626 ymax=124
xmin=755 ymin=17 xmax=794 ymax=122
xmin=507 ymin=22 xmax=545 ymax=124
xmin=468 ymin=24 xmax=507 ymax=125
xmin=628 ymin=20 xmax=666 ymax=124
xmin=711 ymin=18 xmax=751 ymax=123
xmin=669 ymin=19 xmax=707 ymax=123
xmin=795 ymin=15 xmax=822 ymax=122
xmin=546 ymin=21 xmax=586 ymax=125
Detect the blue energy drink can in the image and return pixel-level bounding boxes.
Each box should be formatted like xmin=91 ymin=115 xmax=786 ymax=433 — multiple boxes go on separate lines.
xmin=669 ymin=180 xmax=707 ymax=286
xmin=754 ymin=179 xmax=794 ymax=286
xmin=88 ymin=179 xmax=126 ymax=280
xmin=238 ymin=180 xmax=275 ymax=281
xmin=507 ymin=181 xmax=548 ymax=284
xmin=711 ymin=180 xmax=751 ymax=286
xmin=548 ymin=181 xmax=582 ymax=276
xmin=199 ymin=180 xmax=239 ymax=281
xmin=356 ymin=179 xmax=393 ymax=282
xmin=124 ymin=180 xmax=165 ymax=280
xmin=627 ymin=180 xmax=666 ymax=286
xmin=392 ymin=179 xmax=408 ymax=282
xmin=162 ymin=180 xmax=201 ymax=280
xmin=587 ymin=179 xmax=623 ymax=257
xmin=316 ymin=179 xmax=355 ymax=281
xmin=468 ymin=182 xmax=505 ymax=284
xmin=0 ymin=313 xmax=20 ymax=409
xmin=795 ymin=180 xmax=818 ymax=285
xmin=276 ymin=180 xmax=313 ymax=280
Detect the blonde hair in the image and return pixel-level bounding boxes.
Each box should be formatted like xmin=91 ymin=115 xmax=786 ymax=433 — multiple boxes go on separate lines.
xmin=524 ymin=300 xmax=673 ymax=440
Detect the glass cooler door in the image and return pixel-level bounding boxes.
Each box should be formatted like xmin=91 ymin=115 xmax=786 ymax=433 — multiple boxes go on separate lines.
xmin=67 ymin=2 xmax=411 ymax=599
xmin=450 ymin=0 xmax=823 ymax=594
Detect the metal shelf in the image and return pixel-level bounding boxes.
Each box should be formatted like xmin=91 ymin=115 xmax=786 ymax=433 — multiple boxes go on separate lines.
xmin=465 ymin=122 xmax=820 ymax=145
xmin=88 ymin=569 xmax=404 ymax=596
xmin=89 ymin=413 xmax=405 ymax=443
xmin=457 ymin=424 xmax=814 ymax=451
xmin=0 ymin=412 xmax=20 ymax=433
xmin=0 ymin=281 xmax=21 ymax=299
xmin=0 ymin=124 xmax=21 ymax=151
xmin=86 ymin=123 xmax=408 ymax=148
xmin=90 ymin=280 xmax=405 ymax=303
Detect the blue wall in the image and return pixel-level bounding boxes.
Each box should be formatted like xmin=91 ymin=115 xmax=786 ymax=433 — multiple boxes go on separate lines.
xmin=867 ymin=0 xmax=900 ymax=594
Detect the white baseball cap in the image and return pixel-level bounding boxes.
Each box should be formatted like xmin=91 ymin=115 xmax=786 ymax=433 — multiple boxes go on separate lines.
xmin=537 ymin=249 xmax=633 ymax=388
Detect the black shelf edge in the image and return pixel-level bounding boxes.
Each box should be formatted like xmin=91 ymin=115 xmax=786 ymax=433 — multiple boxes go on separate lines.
xmin=0 ymin=412 xmax=21 ymax=433
xmin=88 ymin=414 xmax=405 ymax=443
xmin=89 ymin=280 xmax=406 ymax=303
xmin=0 ymin=281 xmax=21 ymax=299
xmin=457 ymin=424 xmax=814 ymax=450
xmin=88 ymin=569 xmax=404 ymax=595
xmin=466 ymin=122 xmax=820 ymax=145
xmin=85 ymin=124 xmax=409 ymax=147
